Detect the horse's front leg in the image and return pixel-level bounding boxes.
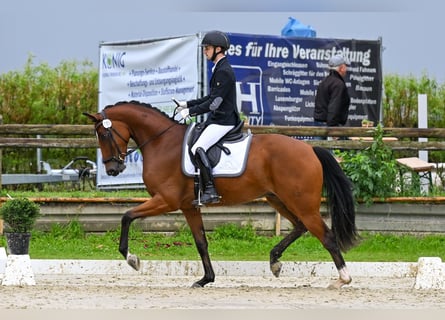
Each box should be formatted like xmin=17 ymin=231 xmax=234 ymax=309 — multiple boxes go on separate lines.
xmin=183 ymin=208 xmax=215 ymax=288
xmin=119 ymin=213 xmax=140 ymax=270
xmin=119 ymin=197 xmax=173 ymax=271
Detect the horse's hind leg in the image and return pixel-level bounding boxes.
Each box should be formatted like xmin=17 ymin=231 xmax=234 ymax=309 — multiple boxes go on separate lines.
xmin=319 ymin=225 xmax=352 ymax=289
xmin=269 ymin=196 xmax=351 ymax=288
xmin=270 ymin=223 xmax=307 ymax=277
xmin=266 ymin=195 xmax=308 ymax=278
xmin=299 ymin=213 xmax=352 ymax=288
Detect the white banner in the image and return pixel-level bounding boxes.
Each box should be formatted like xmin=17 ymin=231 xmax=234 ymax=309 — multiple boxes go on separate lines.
xmin=97 ymin=35 xmax=200 ymax=188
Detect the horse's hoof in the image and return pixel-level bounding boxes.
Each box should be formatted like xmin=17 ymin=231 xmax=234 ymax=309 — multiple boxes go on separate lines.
xmin=327 ymin=277 xmax=352 ymax=289
xmin=270 ymin=261 xmax=282 ymax=278
xmin=191 ymin=282 xmax=204 ymax=288
xmin=191 ymin=276 xmax=213 ymax=288
xmin=127 ymin=254 xmax=141 ymax=271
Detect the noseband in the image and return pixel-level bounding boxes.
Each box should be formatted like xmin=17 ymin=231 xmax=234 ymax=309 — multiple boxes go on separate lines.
xmin=95 ymin=111 xmax=129 ymax=165
xmin=96 ymin=110 xmax=174 ymax=166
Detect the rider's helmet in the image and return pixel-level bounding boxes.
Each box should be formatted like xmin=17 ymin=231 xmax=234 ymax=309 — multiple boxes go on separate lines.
xmin=201 ymin=31 xmax=230 ymax=50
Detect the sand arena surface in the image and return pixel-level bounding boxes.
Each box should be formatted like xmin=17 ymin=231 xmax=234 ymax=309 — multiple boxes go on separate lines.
xmin=1 ymin=273 xmax=445 ymax=309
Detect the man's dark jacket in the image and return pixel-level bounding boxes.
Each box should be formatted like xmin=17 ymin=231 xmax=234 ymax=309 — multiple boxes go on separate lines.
xmin=313 ymin=70 xmax=350 ymax=126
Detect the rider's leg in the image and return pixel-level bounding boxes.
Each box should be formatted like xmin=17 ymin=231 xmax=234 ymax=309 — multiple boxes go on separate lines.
xmin=193 ymin=147 xmax=220 ymax=205
xmin=191 ymin=124 xmax=233 ymax=205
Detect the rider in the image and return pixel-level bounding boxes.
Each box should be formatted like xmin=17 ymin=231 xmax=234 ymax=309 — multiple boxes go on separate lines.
xmin=177 ymin=30 xmax=241 ymax=205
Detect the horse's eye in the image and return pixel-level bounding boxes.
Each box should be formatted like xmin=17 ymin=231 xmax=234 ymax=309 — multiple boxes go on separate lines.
xmin=96 ymin=132 xmax=108 ymax=140
xmin=96 ymin=130 xmax=109 ymax=140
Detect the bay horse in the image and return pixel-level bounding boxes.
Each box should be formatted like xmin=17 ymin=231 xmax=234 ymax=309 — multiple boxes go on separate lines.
xmin=84 ymin=100 xmax=358 ymax=289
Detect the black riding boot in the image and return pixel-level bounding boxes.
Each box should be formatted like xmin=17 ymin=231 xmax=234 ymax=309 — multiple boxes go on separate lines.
xmin=192 ymin=147 xmax=220 ymax=205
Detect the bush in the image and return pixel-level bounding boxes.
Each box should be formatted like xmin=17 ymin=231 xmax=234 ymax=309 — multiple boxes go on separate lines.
xmin=382 ymin=73 xmax=445 ymax=129
xmin=383 ymin=73 xmax=445 ymax=164
xmin=0 ymin=197 xmax=41 ymax=232
xmin=0 ymin=55 xmax=98 ymax=125
xmin=0 ymin=55 xmax=98 ymax=173
xmin=335 ymin=124 xmax=399 ymax=204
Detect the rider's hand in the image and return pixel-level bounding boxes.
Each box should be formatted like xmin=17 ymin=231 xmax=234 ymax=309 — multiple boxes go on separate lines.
xmin=180 ymin=108 xmax=190 ymax=119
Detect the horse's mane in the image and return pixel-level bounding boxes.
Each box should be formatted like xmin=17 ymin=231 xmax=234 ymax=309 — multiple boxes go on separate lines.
xmin=103 ymin=100 xmax=181 ymax=123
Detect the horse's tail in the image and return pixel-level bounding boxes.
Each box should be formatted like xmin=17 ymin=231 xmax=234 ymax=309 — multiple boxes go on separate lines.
xmin=312 ymin=146 xmax=359 ymax=252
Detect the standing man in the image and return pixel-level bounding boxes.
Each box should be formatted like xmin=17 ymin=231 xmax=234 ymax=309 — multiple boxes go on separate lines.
xmin=313 ymin=54 xmax=351 ymax=138
xmin=177 ymin=30 xmax=241 ymax=205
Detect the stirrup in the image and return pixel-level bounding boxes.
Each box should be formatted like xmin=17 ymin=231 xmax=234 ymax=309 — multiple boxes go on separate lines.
xmin=192 ymin=191 xmax=220 ymax=206
xmin=201 ymin=192 xmax=220 ymax=204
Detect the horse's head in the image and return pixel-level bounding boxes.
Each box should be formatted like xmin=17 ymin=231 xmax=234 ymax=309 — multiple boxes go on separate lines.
xmin=83 ymin=111 xmax=129 ymax=176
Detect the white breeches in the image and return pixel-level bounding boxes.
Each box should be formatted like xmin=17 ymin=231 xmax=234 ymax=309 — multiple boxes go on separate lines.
xmin=191 ymin=124 xmax=234 ymax=155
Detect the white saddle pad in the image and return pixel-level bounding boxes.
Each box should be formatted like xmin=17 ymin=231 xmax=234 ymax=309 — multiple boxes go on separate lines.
xmin=181 ymin=124 xmax=252 ymax=178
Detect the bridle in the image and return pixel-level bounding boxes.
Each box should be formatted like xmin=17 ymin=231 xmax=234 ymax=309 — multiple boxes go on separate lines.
xmin=96 ymin=110 xmax=175 ymax=166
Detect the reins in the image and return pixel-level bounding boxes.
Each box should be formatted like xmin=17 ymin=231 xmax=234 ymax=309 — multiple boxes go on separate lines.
xmin=125 ymin=123 xmax=176 ymax=157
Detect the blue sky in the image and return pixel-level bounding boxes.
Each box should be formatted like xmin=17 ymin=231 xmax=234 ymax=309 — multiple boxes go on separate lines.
xmin=1 ymin=0 xmax=443 ymax=81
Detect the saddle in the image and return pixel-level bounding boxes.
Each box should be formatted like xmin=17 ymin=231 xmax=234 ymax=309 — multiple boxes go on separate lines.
xmin=187 ymin=120 xmax=245 ymax=168
xmin=181 ymin=121 xmax=252 ymax=178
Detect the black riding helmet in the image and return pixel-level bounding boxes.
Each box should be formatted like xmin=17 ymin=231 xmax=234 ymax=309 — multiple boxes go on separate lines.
xmin=201 ymin=31 xmax=230 ymax=61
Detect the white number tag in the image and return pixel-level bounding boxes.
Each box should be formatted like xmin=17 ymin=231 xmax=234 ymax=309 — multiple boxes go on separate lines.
xmin=102 ymin=119 xmax=112 ymax=128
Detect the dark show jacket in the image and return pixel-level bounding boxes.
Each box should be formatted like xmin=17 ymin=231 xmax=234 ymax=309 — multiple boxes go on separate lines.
xmin=187 ymin=57 xmax=239 ymax=126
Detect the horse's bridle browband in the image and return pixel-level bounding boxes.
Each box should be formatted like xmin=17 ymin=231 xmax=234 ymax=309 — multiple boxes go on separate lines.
xmin=97 ymin=110 xmax=175 ymax=165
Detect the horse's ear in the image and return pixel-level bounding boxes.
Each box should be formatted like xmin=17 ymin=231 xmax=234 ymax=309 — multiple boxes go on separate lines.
xmin=83 ymin=112 xmax=98 ymax=123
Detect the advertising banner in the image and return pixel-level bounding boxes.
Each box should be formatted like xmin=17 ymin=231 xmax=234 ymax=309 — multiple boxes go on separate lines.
xmin=97 ymin=35 xmax=200 ymax=188
xmin=221 ymin=33 xmax=382 ymax=127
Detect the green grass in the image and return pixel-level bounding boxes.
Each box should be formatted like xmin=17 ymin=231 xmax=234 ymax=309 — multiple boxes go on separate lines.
xmin=1 ymin=222 xmax=444 ymax=262
xmin=0 ymin=189 xmax=150 ymax=199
